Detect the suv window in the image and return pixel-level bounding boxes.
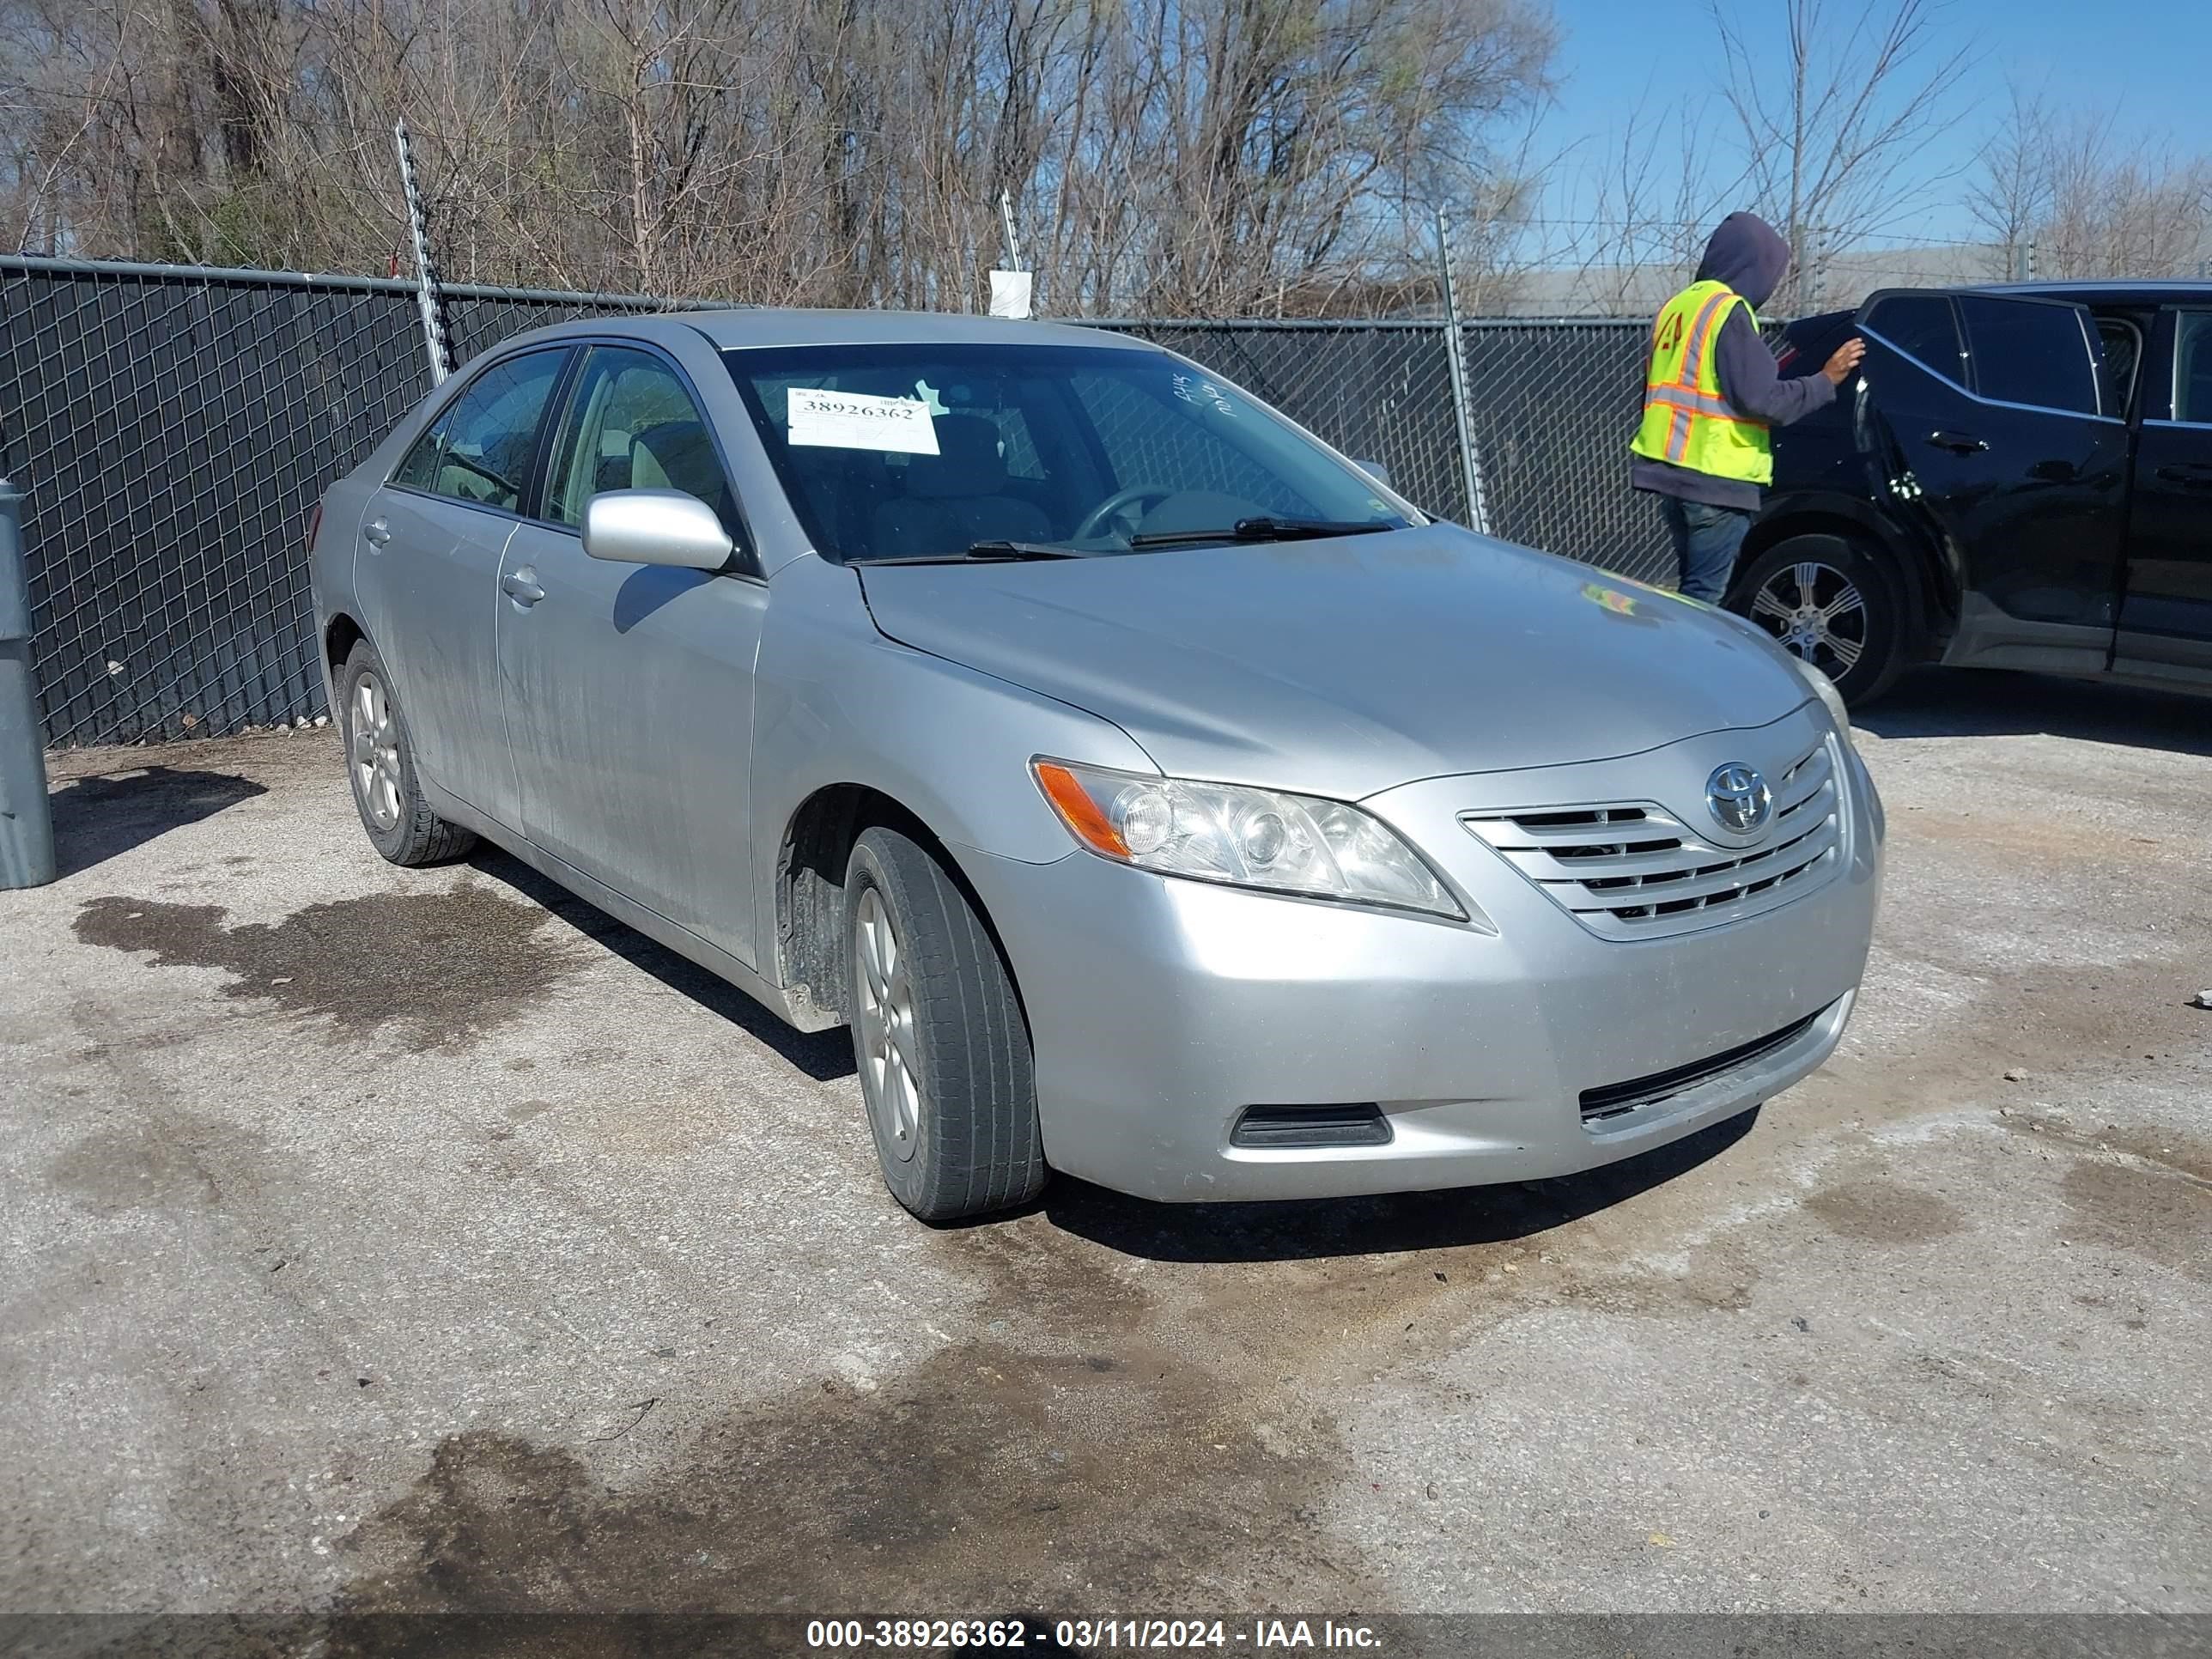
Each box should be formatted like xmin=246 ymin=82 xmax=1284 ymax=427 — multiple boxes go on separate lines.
xmin=547 ymin=347 xmax=733 ymax=529
xmin=392 ymin=350 xmax=567 ymax=511
xmin=2095 ymin=317 xmax=2141 ymax=416
xmin=1957 ymin=295 xmax=2103 ymax=416
xmin=2172 ymin=312 xmax=2212 ymax=424
xmin=1864 ymin=294 xmax=1965 ymax=384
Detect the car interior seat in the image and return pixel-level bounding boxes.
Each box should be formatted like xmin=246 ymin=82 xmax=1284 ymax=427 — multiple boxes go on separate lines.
xmin=870 ymin=413 xmax=1051 ymax=556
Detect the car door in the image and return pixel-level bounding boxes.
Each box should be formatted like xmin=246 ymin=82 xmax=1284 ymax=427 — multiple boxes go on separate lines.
xmin=496 ymin=342 xmax=769 ymax=967
xmin=366 ymin=347 xmax=570 ymax=828
xmin=2116 ymin=307 xmax=2212 ymax=684
xmin=1855 ymin=290 xmax=2130 ymax=675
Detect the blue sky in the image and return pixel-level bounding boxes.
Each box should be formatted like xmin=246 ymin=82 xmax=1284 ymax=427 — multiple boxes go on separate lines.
xmin=1535 ymin=0 xmax=2212 ymax=244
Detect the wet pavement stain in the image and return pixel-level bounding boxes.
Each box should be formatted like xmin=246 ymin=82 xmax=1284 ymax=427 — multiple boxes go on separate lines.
xmin=42 ymin=1115 xmax=272 ymax=1214
xmin=72 ymin=886 xmax=578 ymax=1051
xmin=1805 ymin=1178 xmax=1967 ymax=1244
xmin=328 ymin=1135 xmax=1776 ymax=1643
xmin=2059 ymin=1160 xmax=2211 ymax=1283
xmin=337 ymin=1263 xmax=1359 ymax=1627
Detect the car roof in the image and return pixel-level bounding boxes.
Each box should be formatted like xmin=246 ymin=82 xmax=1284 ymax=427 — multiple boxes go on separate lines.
xmin=1878 ymin=279 xmax=2212 ymax=308
xmin=489 ymin=306 xmax=1160 ymax=356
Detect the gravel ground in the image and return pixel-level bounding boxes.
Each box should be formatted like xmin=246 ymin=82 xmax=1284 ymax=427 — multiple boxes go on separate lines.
xmin=2 ymin=668 xmax=2207 ymax=1644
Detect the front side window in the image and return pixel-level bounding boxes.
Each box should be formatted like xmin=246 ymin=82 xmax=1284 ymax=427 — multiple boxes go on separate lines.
xmin=1957 ymin=295 xmax=2103 ymax=416
xmin=2172 ymin=312 xmax=2212 ymax=424
xmin=392 ymin=350 xmax=567 ymax=511
xmin=724 ymin=343 xmax=1411 ymax=563
xmin=546 ymin=347 xmax=734 ymax=529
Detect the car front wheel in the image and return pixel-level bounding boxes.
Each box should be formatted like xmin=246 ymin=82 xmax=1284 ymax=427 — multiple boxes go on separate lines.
xmin=844 ymin=825 xmax=1047 ymax=1222
xmin=1729 ymin=532 xmax=1910 ymax=705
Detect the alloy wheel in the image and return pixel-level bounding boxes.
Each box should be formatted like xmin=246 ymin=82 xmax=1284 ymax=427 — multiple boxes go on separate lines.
xmin=1750 ymin=559 xmax=1869 ymax=682
xmin=854 ymin=887 xmax=922 ymax=1163
xmin=350 ymin=672 xmax=404 ymax=831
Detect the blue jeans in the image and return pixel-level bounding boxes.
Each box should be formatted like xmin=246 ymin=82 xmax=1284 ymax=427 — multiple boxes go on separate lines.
xmin=1658 ymin=495 xmax=1750 ymax=605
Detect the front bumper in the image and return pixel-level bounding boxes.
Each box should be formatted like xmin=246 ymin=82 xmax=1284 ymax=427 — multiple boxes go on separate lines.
xmin=961 ymin=705 xmax=1882 ymax=1203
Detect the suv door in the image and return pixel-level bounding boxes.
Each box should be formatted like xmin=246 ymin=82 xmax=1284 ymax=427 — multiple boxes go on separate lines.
xmin=368 ymin=348 xmax=570 ymax=827
xmin=496 ymin=343 xmax=769 ymax=966
xmin=1855 ymin=290 xmax=2130 ymax=675
xmin=2116 ymin=307 xmax=2212 ymax=684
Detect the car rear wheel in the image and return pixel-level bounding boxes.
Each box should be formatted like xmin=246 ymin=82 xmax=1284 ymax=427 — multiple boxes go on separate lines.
xmin=337 ymin=640 xmax=477 ymax=866
xmin=844 ymin=826 xmax=1047 ymax=1222
xmin=1729 ymin=532 xmax=1908 ymax=705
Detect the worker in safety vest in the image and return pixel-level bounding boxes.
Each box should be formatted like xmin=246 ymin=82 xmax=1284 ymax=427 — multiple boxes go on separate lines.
xmin=1631 ymin=211 xmax=1863 ymax=604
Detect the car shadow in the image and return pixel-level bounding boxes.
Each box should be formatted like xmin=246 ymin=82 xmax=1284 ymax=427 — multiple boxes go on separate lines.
xmin=465 ymin=846 xmax=856 ymax=1083
xmin=1018 ymin=1109 xmax=1759 ymax=1264
xmin=1858 ymin=667 xmax=2212 ymax=757
xmin=46 ymin=766 xmax=270 ymax=878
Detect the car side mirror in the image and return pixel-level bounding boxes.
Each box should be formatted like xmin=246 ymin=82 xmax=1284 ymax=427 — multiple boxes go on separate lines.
xmin=1352 ymin=459 xmax=1391 ymax=489
xmin=580 ymin=489 xmax=735 ymax=572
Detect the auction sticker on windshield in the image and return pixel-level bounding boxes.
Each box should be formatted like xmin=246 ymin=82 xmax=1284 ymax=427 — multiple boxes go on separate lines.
xmin=787 ymin=387 xmax=940 ymax=454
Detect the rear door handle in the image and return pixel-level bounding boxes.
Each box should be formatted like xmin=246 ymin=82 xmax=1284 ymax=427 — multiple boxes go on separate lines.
xmin=2154 ymin=462 xmax=2212 ymax=488
xmin=362 ymin=518 xmax=392 ymax=546
xmin=1928 ymin=429 xmax=1987 ymax=454
xmin=501 ymin=567 xmax=545 ymax=607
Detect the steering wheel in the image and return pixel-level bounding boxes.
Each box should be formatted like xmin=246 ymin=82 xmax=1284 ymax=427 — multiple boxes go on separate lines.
xmin=1073 ymin=484 xmax=1176 ymax=544
xmin=443 ymin=448 xmax=522 ymax=505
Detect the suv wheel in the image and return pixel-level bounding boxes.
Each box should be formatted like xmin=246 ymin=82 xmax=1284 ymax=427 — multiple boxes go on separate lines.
xmin=1729 ymin=532 xmax=1909 ymax=705
xmin=337 ymin=640 xmax=477 ymax=866
xmin=844 ymin=826 xmax=1047 ymax=1222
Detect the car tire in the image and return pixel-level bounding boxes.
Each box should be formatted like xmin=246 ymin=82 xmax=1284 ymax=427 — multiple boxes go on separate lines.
xmin=337 ymin=640 xmax=477 ymax=866
xmin=843 ymin=826 xmax=1047 ymax=1222
xmin=1728 ymin=532 xmax=1910 ymax=706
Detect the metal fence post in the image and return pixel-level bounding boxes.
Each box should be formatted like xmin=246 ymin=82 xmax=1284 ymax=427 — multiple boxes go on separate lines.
xmin=1433 ymin=209 xmax=1491 ymax=536
xmin=394 ymin=118 xmax=453 ymax=386
xmin=0 ymin=471 xmax=57 ymax=889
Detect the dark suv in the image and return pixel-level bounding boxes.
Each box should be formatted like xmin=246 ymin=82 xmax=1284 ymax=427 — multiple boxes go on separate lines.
xmin=1733 ymin=282 xmax=2212 ymax=704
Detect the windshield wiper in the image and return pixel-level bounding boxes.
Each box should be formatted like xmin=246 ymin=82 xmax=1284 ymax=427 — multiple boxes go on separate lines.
xmin=1126 ymin=516 xmax=1397 ymax=550
xmin=858 ymin=540 xmax=1083 ymax=566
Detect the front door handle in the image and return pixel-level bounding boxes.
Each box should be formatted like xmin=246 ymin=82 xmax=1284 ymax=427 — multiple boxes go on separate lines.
xmin=2154 ymin=462 xmax=2212 ymax=488
xmin=362 ymin=518 xmax=392 ymax=546
xmin=501 ymin=567 xmax=545 ymax=607
xmin=1928 ymin=429 xmax=1987 ymax=454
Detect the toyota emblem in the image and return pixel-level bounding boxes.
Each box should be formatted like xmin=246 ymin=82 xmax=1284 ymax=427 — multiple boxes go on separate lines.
xmin=1705 ymin=763 xmax=1772 ymax=835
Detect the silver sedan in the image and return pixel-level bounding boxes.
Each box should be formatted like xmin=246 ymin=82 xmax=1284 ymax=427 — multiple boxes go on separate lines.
xmin=310 ymin=310 xmax=1882 ymax=1220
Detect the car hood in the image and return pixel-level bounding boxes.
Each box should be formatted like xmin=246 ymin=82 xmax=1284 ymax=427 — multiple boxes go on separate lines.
xmin=856 ymin=525 xmax=1811 ymax=799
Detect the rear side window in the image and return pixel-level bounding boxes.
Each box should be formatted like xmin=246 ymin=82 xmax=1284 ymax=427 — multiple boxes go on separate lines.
xmin=392 ymin=351 xmax=568 ymax=511
xmin=1863 ymin=295 xmax=1966 ymax=385
xmin=2095 ymin=317 xmax=2141 ymax=415
xmin=2172 ymin=312 xmax=2212 ymax=424
xmin=1957 ymin=295 xmax=2102 ymax=416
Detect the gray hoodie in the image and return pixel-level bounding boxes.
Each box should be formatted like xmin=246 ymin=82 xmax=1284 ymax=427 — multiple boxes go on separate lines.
xmin=1632 ymin=211 xmax=1837 ymax=512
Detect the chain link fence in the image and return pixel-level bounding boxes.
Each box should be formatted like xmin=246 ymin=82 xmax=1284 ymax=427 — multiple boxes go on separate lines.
xmin=0 ymin=255 xmax=1659 ymax=748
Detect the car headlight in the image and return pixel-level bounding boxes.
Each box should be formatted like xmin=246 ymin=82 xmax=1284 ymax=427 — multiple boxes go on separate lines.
xmin=1790 ymin=653 xmax=1856 ymax=750
xmin=1032 ymin=759 xmax=1469 ymax=921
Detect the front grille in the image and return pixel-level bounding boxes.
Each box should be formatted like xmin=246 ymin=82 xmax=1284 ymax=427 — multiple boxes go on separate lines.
xmin=1579 ymin=1010 xmax=1825 ymax=1123
xmin=1462 ymin=738 xmax=1843 ymax=940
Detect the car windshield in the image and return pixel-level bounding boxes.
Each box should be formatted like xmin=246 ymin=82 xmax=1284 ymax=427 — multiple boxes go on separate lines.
xmin=723 ymin=343 xmax=1415 ymax=564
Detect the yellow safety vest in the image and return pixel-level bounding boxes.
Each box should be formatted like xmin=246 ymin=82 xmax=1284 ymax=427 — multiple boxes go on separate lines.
xmin=1630 ymin=279 xmax=1771 ymax=485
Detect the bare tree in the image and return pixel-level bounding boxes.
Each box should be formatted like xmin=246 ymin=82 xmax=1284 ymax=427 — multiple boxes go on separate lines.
xmin=1970 ymin=85 xmax=2212 ymax=283
xmin=0 ymin=0 xmax=1559 ymax=318
xmin=1711 ymin=0 xmax=1975 ymax=313
xmin=1555 ymin=94 xmax=1750 ymax=317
